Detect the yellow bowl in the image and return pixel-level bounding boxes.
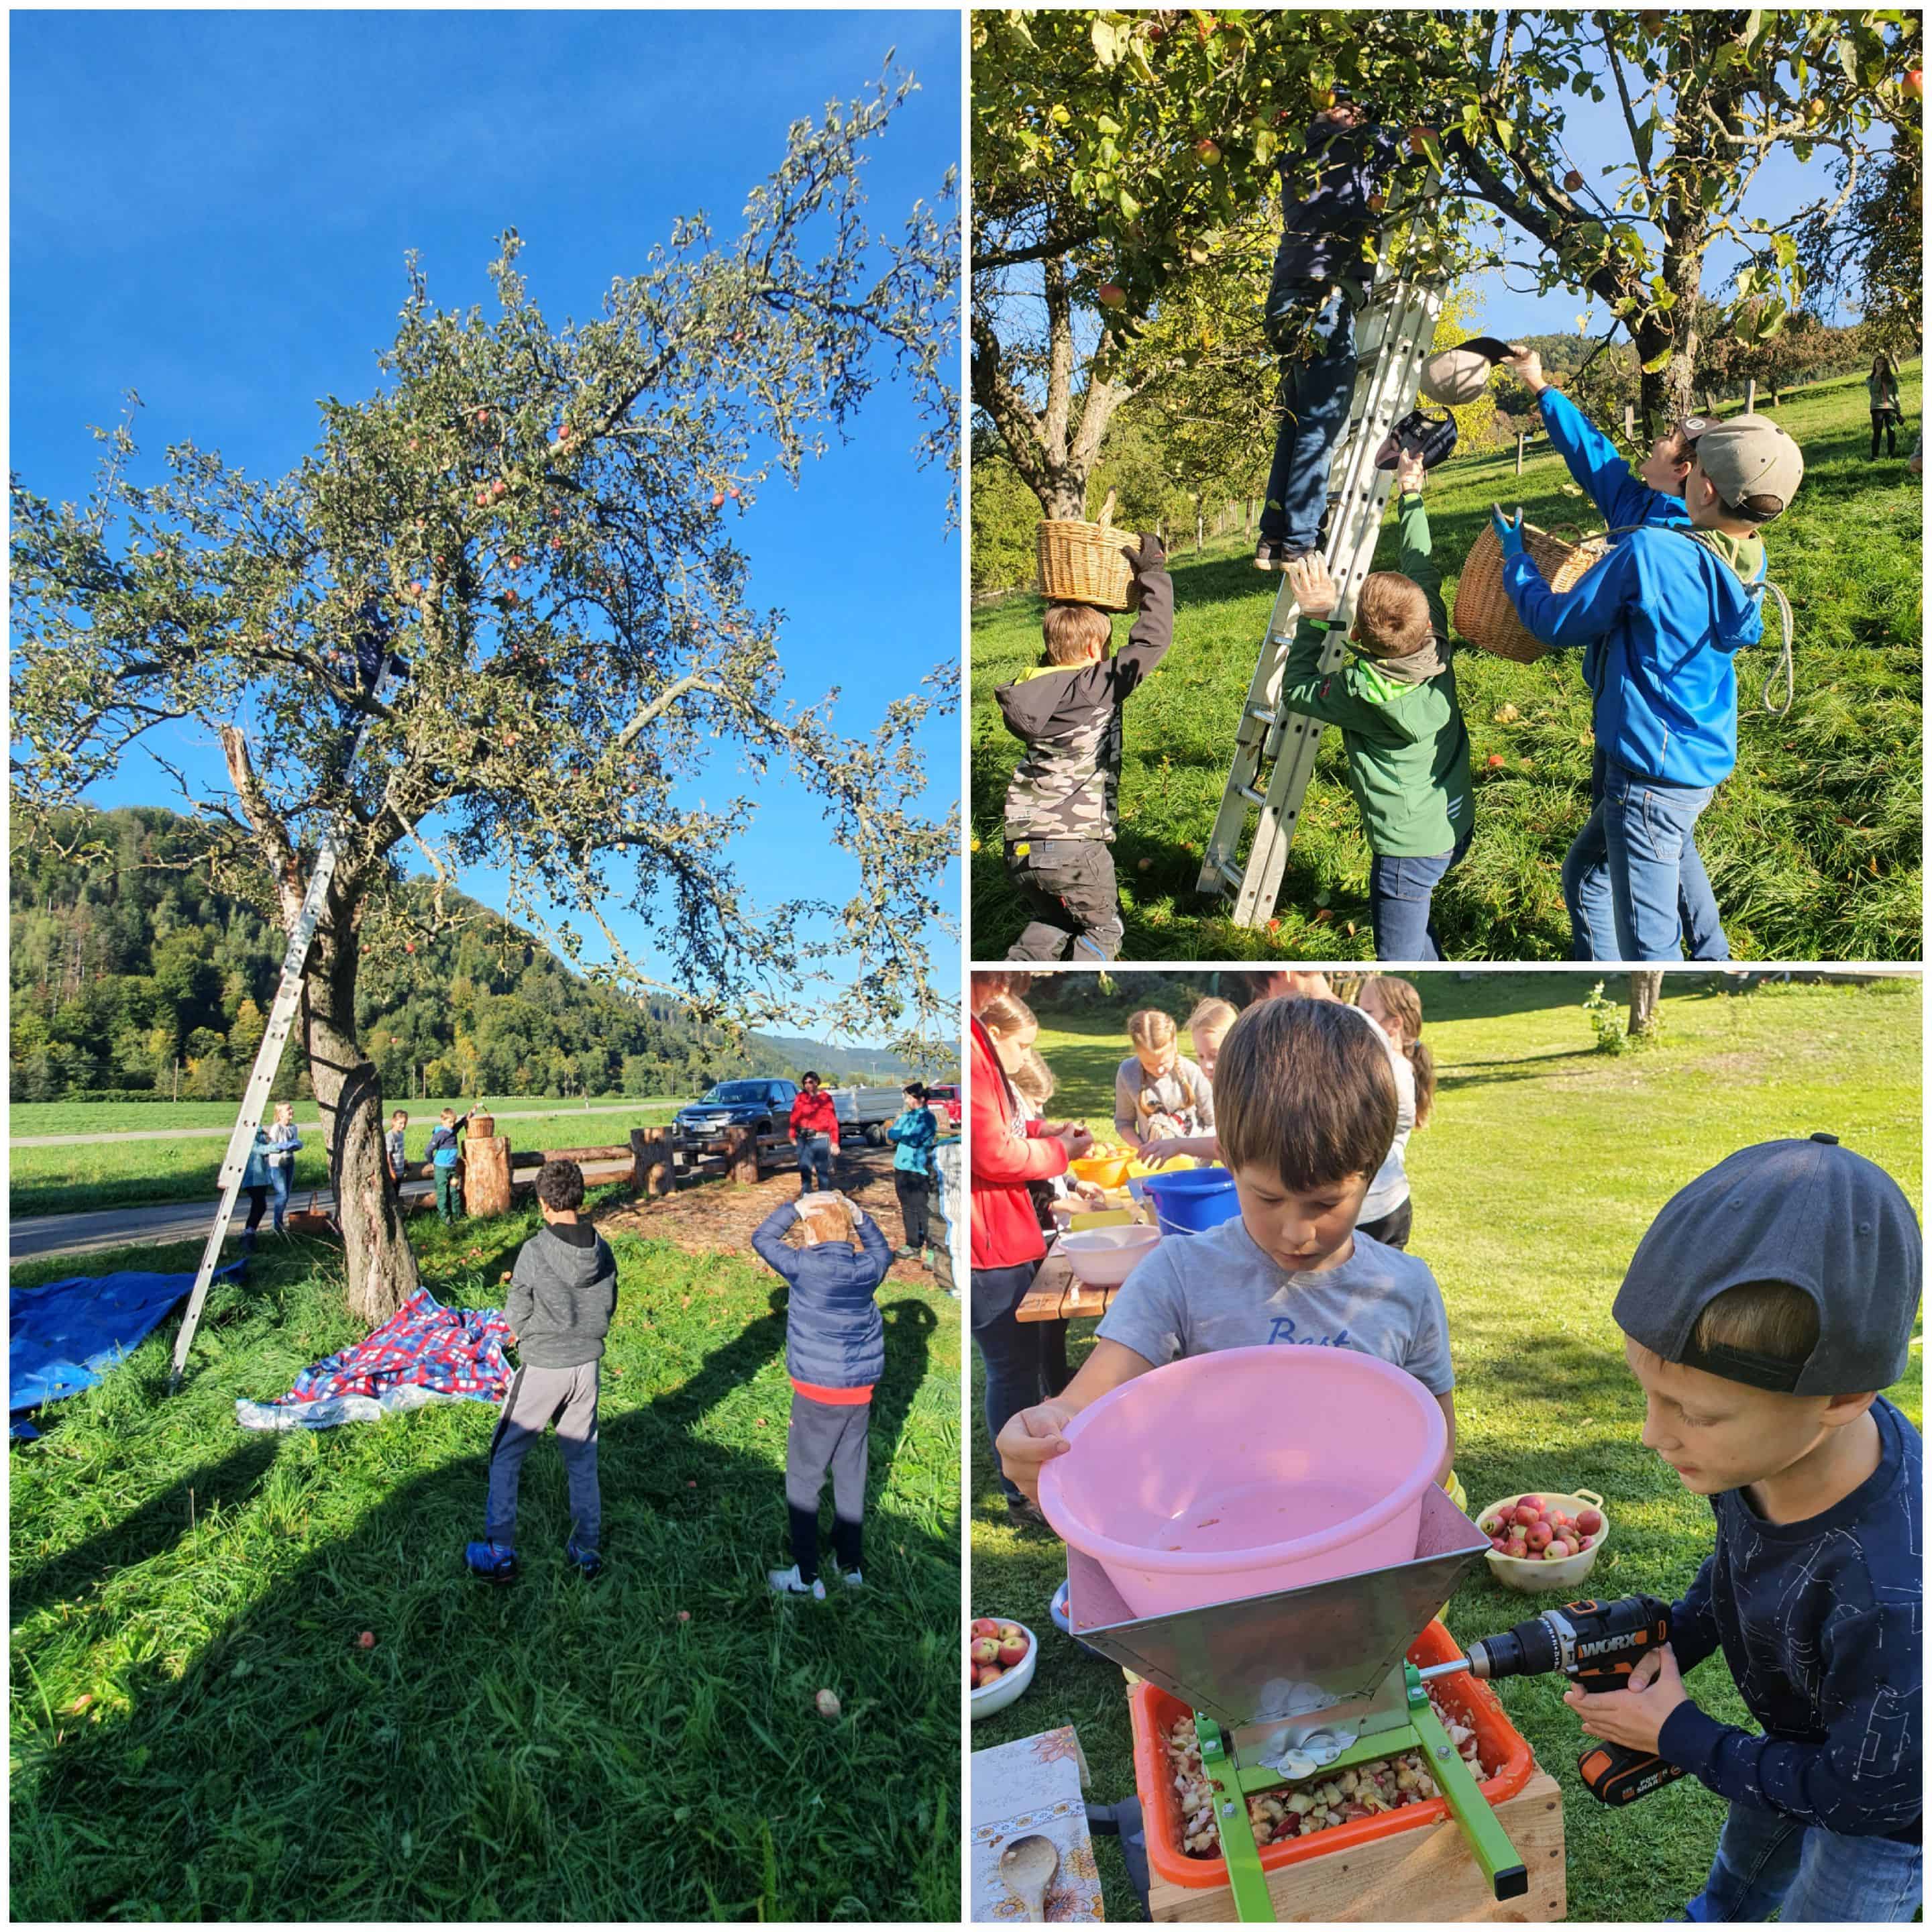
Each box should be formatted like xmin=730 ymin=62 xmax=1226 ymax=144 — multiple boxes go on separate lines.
xmin=1071 ymin=1155 xmax=1132 ymax=1189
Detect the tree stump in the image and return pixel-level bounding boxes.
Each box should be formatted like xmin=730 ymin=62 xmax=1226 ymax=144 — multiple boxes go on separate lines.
xmin=631 ymin=1126 xmax=676 ymax=1199
xmin=724 ymin=1123 xmax=761 ymax=1186
xmin=466 ymin=1135 xmax=512 ymax=1218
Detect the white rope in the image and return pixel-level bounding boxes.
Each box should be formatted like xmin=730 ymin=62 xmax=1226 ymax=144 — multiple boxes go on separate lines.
xmin=1757 ymin=577 xmax=1795 ymax=721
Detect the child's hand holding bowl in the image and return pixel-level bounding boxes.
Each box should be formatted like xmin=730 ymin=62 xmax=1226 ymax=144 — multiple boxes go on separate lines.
xmin=997 ymin=1399 xmax=1078 ymax=1501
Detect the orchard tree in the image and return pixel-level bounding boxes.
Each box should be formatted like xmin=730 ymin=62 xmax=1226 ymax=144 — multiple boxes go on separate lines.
xmin=11 ymin=75 xmax=957 ymax=1326
xmin=1799 ymin=140 xmax=1925 ymax=358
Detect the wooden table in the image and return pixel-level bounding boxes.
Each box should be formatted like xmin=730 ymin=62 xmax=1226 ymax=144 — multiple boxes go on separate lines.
xmin=971 ymin=1726 xmax=1106 ymax=1921
xmin=1015 ymin=1246 xmax=1120 ymax=1324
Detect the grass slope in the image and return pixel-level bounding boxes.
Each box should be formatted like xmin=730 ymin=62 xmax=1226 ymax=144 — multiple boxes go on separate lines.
xmin=12 ymin=1201 xmax=961 ymax=1920
xmin=969 ymin=973 xmax=1921 ymax=1923
xmin=9 ymin=1103 xmax=683 ymax=1220
xmin=971 ymin=367 xmax=1922 ymax=961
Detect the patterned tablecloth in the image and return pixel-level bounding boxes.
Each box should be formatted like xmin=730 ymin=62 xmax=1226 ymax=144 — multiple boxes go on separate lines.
xmin=970 ymin=1725 xmax=1106 ymax=1922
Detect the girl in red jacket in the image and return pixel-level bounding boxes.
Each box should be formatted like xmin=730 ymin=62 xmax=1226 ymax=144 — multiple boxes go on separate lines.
xmin=789 ymin=1071 xmax=840 ymax=1194
xmin=971 ymin=980 xmax=1090 ymax=1521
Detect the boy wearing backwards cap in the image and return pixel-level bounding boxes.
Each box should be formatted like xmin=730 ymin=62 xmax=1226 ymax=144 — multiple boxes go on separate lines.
xmin=1491 ymin=352 xmax=1803 ymax=961
xmin=1572 ymin=1133 xmax=1921 ymax=1919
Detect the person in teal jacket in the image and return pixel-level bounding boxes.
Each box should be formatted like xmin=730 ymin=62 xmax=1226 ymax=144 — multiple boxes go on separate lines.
xmin=885 ymin=1081 xmax=939 ymax=1263
xmin=1503 ymin=347 xmax=1763 ymax=961
xmin=1278 ymin=448 xmax=1474 ymax=960
xmin=1492 ymin=380 xmax=1803 ymax=962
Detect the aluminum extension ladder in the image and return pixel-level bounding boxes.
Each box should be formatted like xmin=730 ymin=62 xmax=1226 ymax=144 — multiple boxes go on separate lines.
xmin=1197 ymin=253 xmax=1444 ymax=927
xmin=168 ymin=653 xmax=407 ymax=1389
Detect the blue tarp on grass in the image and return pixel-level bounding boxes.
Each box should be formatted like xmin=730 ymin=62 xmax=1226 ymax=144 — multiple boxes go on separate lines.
xmin=9 ymin=1263 xmax=243 ymax=1431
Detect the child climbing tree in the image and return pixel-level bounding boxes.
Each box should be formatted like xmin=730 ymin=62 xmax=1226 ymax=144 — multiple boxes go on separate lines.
xmin=11 ymin=72 xmax=957 ymax=1326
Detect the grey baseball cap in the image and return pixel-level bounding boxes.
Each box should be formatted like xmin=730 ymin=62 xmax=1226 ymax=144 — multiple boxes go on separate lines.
xmin=1680 ymin=413 xmax=1805 ymax=515
xmin=1614 ymin=1134 xmax=1921 ymax=1395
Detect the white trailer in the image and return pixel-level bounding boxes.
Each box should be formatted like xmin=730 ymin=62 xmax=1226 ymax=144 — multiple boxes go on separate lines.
xmin=832 ymin=1085 xmax=902 ymax=1147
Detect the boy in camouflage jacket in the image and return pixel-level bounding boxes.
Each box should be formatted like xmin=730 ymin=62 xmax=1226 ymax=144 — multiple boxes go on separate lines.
xmin=994 ymin=535 xmax=1172 ymax=961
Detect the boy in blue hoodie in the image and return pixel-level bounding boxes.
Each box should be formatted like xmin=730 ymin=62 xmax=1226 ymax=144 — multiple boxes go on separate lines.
xmin=751 ymin=1192 xmax=894 ymax=1600
xmin=1256 ymin=93 xmax=1401 ymax=571
xmin=1495 ymin=351 xmax=1803 ymax=961
xmin=1574 ymin=1136 xmax=1920 ymax=1920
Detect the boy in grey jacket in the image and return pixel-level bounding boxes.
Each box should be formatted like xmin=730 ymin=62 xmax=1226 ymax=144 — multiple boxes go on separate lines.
xmin=466 ymin=1159 xmax=617 ymax=1583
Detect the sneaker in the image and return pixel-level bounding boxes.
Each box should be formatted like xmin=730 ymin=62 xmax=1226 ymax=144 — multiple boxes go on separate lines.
xmin=566 ymin=1536 xmax=603 ymax=1581
xmin=767 ymin=1564 xmax=826 ymax=1601
xmin=465 ymin=1540 xmax=519 ymax=1584
xmin=894 ymin=1245 xmax=917 ymax=1260
xmin=1254 ymin=537 xmax=1285 ymax=571
xmin=835 ymin=1567 xmax=865 ymax=1591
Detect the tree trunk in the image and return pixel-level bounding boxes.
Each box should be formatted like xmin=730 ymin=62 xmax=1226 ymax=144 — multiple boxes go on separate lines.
xmin=1628 ymin=970 xmax=1664 ymax=1040
xmin=303 ymin=900 xmax=421 ymax=1326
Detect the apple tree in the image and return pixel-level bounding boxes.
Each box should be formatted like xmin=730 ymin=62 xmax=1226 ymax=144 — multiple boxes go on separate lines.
xmin=11 ymin=74 xmax=958 ymax=1327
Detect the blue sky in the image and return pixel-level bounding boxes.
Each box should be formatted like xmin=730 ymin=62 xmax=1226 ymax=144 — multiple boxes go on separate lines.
xmin=10 ymin=8 xmax=961 ymax=1046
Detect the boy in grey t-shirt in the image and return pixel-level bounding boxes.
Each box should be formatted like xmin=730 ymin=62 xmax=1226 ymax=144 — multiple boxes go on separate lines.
xmin=998 ymin=997 xmax=1457 ymax=1500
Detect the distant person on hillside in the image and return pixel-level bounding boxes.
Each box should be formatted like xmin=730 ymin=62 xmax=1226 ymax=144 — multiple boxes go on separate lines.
xmin=386 ymin=1109 xmax=410 ymax=1189
xmin=789 ymin=1072 xmax=839 ymax=1195
xmin=885 ymin=1081 xmax=939 ymax=1265
xmin=1255 ymin=91 xmax=1400 ymax=572
xmin=466 ymin=1159 xmax=617 ymax=1585
xmin=995 ymin=536 xmax=1173 ymax=962
xmin=751 ymin=1189 xmax=894 ymax=1599
xmin=427 ymin=1106 xmax=471 ymax=1222
xmin=1497 ymin=347 xmax=1799 ymax=962
xmin=263 ymin=1101 xmax=303 ymax=1235
xmin=1869 ymin=354 xmax=1903 ymax=459
xmin=1277 ymin=445 xmax=1474 ymax=961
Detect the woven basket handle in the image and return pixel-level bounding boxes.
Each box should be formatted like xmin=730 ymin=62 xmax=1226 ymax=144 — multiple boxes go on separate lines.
xmin=1097 ymin=488 xmax=1118 ymax=533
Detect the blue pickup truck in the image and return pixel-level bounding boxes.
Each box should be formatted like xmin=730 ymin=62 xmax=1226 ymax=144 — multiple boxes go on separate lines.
xmin=674 ymin=1079 xmax=800 ymax=1144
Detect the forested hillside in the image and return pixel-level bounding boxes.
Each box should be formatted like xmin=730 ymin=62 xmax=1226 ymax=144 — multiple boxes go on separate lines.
xmin=11 ymin=809 xmax=906 ymax=1102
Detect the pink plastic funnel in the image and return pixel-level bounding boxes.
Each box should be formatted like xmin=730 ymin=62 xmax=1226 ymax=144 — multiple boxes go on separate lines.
xmin=1038 ymin=1346 xmax=1446 ymax=1618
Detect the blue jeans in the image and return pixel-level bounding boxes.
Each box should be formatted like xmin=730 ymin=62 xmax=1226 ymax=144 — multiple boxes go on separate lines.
xmin=268 ymin=1164 xmax=292 ymax=1232
xmin=1260 ymin=281 xmax=1358 ymax=553
xmin=1562 ymin=757 xmax=1723 ymax=961
xmin=972 ymin=1262 xmax=1051 ymax=1505
xmin=1568 ymin=748 xmax=1728 ymax=961
xmin=1684 ymin=1796 xmax=1921 ymax=1922
xmin=796 ymin=1133 xmax=833 ymax=1192
xmin=1368 ymin=824 xmax=1474 ymax=961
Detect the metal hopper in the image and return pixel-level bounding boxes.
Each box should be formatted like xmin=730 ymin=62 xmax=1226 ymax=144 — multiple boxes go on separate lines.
xmin=1068 ymin=1485 xmax=1527 ymax=1919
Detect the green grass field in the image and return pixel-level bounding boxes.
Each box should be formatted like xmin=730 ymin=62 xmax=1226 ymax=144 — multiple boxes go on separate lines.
xmin=971 ymin=367 xmax=1923 ymax=961
xmin=12 ymin=1201 xmax=961 ymax=1919
xmin=9 ymin=1102 xmax=684 ymax=1220
xmin=969 ymin=972 xmax=1922 ymax=1923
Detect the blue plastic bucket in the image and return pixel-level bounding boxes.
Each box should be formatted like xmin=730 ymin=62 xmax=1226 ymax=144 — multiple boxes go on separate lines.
xmin=1140 ymin=1165 xmax=1240 ymax=1236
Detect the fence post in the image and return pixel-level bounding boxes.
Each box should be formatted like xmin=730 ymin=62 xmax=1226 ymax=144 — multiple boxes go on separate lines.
xmin=1745 ymin=378 xmax=1757 ymax=413
xmin=630 ymin=1125 xmax=676 ymax=1199
xmin=724 ymin=1122 xmax=761 ymax=1187
xmin=1515 ymin=431 xmax=1526 ymax=476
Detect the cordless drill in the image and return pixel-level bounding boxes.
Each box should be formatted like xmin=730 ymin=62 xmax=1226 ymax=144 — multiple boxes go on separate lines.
xmin=1460 ymin=1595 xmax=1688 ymax=1805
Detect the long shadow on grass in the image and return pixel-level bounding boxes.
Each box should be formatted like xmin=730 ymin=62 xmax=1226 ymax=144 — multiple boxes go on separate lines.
xmin=12 ymin=1293 xmax=959 ymax=1921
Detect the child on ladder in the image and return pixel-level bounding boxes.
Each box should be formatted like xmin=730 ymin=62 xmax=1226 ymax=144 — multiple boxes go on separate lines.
xmin=996 ymin=535 xmax=1173 ymax=961
xmin=1275 ymin=448 xmax=1474 ymax=960
xmin=1495 ymin=349 xmax=1802 ymax=962
xmin=1255 ymin=91 xmax=1401 ymax=573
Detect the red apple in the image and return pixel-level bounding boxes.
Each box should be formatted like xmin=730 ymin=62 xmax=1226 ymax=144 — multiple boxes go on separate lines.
xmin=508 ymin=555 xmax=525 ymax=568
xmin=1545 ymin=1538 xmax=1572 ymax=1560
xmin=502 ymin=589 xmax=519 ymax=608
xmin=1519 ymin=1496 xmax=1545 ymax=1510
xmin=726 ymin=486 xmax=739 ymax=499
xmin=403 ymin=943 xmax=415 ymax=955
xmin=476 ymin=409 xmax=489 ymax=425
xmin=1488 ymin=753 xmax=1507 ymax=769
xmin=1907 ymin=68 xmax=1923 ymax=99
xmin=1405 ymin=125 xmax=1434 ymax=155
xmin=1490 ymin=1536 xmax=1511 ymax=1553
xmin=1196 ymin=138 xmax=1222 ymax=165
xmin=970 ymin=1638 xmax=1000 ymax=1666
xmin=998 ymin=1635 xmax=1028 ymax=1667
xmin=1505 ymin=1538 xmax=1529 ymax=1560
xmin=490 ymin=479 xmax=506 ymax=498
xmin=1096 ymin=283 xmax=1127 ymax=310
xmin=549 ymin=538 xmax=563 ymax=551
xmin=1564 ymin=169 xmax=1585 ymax=191
xmin=711 ymin=492 xmax=725 ymax=509
xmin=1525 ymin=1523 xmax=1553 ymax=1552
xmin=978 ymin=1664 xmax=1004 ymax=1687
xmin=971 ymin=1617 xmax=1001 ymax=1640
xmin=1576 ymin=1509 xmax=1604 ymax=1536
xmin=1512 ymin=1503 xmax=1540 ymax=1527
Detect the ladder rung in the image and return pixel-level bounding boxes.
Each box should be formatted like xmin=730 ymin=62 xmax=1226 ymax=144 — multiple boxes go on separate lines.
xmin=1248 ymin=705 xmax=1277 ymax=728
xmin=1237 ymin=784 xmax=1266 ymax=808
xmin=1215 ymin=857 xmax=1246 ymax=890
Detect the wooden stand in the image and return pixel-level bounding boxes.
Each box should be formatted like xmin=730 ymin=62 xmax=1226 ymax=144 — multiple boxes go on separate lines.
xmin=630 ymin=1126 xmax=675 ymax=1199
xmin=465 ymin=1135 xmax=513 ymax=1218
xmin=1148 ymin=1771 xmax=1565 ymax=1923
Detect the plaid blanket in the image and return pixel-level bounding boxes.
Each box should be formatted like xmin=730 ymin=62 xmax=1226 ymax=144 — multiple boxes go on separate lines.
xmin=236 ymin=1288 xmax=513 ymax=1432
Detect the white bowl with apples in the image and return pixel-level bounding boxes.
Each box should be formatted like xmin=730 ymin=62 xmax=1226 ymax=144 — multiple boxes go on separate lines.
xmin=1475 ymin=1489 xmax=1609 ymax=1594
xmin=968 ymin=1615 xmax=1038 ymax=1719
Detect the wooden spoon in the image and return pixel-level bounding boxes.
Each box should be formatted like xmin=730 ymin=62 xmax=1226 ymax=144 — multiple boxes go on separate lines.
xmin=999 ymin=1833 xmax=1059 ymax=1923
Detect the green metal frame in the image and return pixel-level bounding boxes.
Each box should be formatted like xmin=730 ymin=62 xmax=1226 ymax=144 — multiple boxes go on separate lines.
xmin=1194 ymin=1666 xmax=1525 ymax=1922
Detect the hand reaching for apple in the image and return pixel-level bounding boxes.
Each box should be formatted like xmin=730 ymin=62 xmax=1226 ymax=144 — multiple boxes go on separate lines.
xmin=1501 ymin=345 xmax=1546 ymax=392
xmin=1055 ymin=1123 xmax=1094 ymax=1161
xmin=1286 ymin=553 xmax=1340 ymax=620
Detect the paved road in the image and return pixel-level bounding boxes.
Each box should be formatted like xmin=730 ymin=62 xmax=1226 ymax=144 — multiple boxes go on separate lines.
xmin=13 ymin=1101 xmax=679 ymax=1148
xmin=9 ymin=1161 xmax=634 ymax=1263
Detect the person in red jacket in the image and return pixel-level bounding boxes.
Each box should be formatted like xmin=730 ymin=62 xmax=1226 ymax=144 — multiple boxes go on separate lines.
xmin=971 ymin=976 xmax=1091 ymax=1522
xmin=789 ymin=1072 xmax=840 ymax=1195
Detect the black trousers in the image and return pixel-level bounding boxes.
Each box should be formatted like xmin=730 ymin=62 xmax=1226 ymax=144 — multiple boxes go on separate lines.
xmin=1358 ymin=1197 xmax=1413 ymax=1250
xmin=894 ymin=1171 xmax=930 ymax=1250
xmin=1872 ymin=409 xmax=1900 ymax=458
xmin=1005 ymin=841 xmax=1124 ymax=961
xmin=786 ymin=1389 xmax=869 ymax=1582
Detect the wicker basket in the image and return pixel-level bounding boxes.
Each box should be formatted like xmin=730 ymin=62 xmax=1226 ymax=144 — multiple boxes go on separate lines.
xmin=1037 ymin=490 xmax=1134 ymax=611
xmin=1453 ymin=519 xmax=1607 ymax=663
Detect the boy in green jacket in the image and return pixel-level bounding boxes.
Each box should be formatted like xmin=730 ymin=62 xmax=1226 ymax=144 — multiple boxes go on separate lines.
xmin=1279 ymin=450 xmax=1473 ymax=960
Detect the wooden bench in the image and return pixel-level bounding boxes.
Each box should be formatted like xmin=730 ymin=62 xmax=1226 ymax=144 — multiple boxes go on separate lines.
xmin=1014 ymin=1246 xmax=1120 ymax=1324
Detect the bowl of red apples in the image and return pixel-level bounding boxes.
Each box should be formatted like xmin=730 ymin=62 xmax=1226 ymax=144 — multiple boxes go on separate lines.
xmin=1475 ymin=1489 xmax=1609 ymax=1593
xmin=968 ymin=1615 xmax=1038 ymax=1720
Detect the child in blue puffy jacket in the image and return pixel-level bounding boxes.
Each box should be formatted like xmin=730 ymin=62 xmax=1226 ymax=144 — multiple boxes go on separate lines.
xmin=1493 ymin=352 xmax=1803 ymax=963
xmin=751 ymin=1193 xmax=894 ymax=1600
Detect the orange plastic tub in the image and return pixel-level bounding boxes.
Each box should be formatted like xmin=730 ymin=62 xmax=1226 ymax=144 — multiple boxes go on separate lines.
xmin=1130 ymin=1618 xmax=1536 ymax=1892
